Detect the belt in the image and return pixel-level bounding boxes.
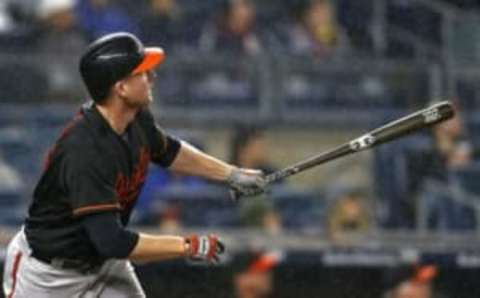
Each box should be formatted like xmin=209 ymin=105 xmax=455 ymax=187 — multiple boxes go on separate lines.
xmin=31 ymin=251 xmax=104 ymax=274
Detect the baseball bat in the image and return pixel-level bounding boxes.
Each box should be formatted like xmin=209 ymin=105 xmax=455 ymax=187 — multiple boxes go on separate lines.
xmin=265 ymin=101 xmax=455 ymax=184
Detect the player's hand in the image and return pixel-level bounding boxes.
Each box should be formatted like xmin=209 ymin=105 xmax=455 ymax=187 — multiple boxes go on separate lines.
xmin=227 ymin=168 xmax=267 ymax=201
xmin=185 ymin=234 xmax=225 ymax=263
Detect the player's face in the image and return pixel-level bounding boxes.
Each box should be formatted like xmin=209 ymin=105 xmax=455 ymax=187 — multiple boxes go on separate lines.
xmin=119 ymin=70 xmax=156 ymax=108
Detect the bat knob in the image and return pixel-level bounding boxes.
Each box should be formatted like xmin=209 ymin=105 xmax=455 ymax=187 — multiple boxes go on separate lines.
xmin=229 ymin=189 xmax=242 ymax=202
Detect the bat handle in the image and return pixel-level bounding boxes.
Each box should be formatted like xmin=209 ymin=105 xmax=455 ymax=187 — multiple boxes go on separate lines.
xmin=231 ymin=167 xmax=299 ymax=201
xmin=266 ymin=166 xmax=300 ymax=184
xmin=229 ymin=189 xmax=241 ymax=202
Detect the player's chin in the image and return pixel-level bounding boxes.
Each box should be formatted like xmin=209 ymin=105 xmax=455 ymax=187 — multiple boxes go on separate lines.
xmin=139 ymin=94 xmax=153 ymax=105
xmin=125 ymin=98 xmax=151 ymax=109
xmin=141 ymin=96 xmax=153 ymax=108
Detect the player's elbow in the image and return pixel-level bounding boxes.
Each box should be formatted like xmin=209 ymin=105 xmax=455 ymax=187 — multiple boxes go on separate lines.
xmin=94 ymin=229 xmax=139 ymax=259
xmin=82 ymin=212 xmax=140 ymax=259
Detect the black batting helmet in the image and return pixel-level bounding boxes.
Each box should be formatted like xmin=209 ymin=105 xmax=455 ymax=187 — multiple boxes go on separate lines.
xmin=79 ymin=32 xmax=165 ymax=102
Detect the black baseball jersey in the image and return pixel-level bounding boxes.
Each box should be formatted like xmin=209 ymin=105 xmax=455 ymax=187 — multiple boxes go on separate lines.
xmin=24 ymin=102 xmax=181 ymax=261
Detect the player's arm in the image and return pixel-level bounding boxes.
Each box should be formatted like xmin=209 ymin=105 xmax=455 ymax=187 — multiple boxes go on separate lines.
xmin=169 ymin=141 xmax=234 ymax=181
xmin=83 ymin=212 xmax=224 ymax=263
xmin=169 ymin=141 xmax=268 ymax=198
xmin=138 ymin=109 xmax=268 ymax=198
xmin=130 ymin=233 xmax=223 ymax=263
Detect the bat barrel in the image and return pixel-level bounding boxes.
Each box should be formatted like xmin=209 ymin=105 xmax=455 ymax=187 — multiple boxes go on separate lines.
xmin=370 ymin=101 xmax=454 ymax=146
xmin=264 ymin=101 xmax=454 ymax=185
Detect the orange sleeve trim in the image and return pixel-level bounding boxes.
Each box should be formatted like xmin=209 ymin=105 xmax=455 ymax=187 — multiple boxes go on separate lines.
xmin=73 ymin=203 xmax=121 ymax=217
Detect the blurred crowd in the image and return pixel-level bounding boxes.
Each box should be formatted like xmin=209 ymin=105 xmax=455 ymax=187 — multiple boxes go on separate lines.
xmin=0 ymin=0 xmax=467 ymax=59
xmin=0 ymin=0 xmax=354 ymax=59
xmin=0 ymin=0 xmax=470 ymax=108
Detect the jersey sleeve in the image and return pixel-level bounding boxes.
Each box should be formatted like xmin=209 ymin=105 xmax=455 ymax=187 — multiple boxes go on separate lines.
xmin=63 ymin=145 xmax=121 ymax=217
xmin=137 ymin=109 xmax=181 ymax=167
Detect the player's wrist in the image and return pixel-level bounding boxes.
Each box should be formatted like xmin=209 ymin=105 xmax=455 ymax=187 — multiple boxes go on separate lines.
xmin=183 ymin=237 xmax=191 ymax=257
xmin=224 ymin=165 xmax=236 ymax=182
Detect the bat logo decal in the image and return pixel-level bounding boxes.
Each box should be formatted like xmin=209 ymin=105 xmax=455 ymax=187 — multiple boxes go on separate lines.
xmin=422 ymin=108 xmax=440 ymax=123
xmin=349 ymin=134 xmax=376 ymax=151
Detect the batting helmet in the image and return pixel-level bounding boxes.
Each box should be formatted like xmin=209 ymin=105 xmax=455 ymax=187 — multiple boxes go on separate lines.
xmin=79 ymin=32 xmax=165 ymax=102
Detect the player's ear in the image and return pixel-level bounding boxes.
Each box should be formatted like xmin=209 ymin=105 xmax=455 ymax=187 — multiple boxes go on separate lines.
xmin=114 ymin=80 xmax=128 ymax=98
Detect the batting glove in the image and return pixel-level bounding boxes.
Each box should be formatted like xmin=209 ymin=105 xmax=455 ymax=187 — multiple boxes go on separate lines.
xmin=228 ymin=168 xmax=267 ymax=201
xmin=185 ymin=234 xmax=225 ymax=263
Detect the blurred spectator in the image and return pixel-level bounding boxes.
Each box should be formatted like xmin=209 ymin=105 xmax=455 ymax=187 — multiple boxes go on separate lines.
xmin=0 ymin=1 xmax=15 ymax=33
xmin=231 ymin=125 xmax=287 ymax=232
xmin=239 ymin=197 xmax=282 ymax=234
xmin=231 ymin=250 xmax=282 ymax=298
xmin=37 ymin=0 xmax=76 ymax=34
xmin=198 ymin=0 xmax=266 ymax=56
xmin=139 ymin=0 xmax=183 ymax=50
xmin=74 ymin=0 xmax=139 ymax=41
xmin=283 ymin=0 xmax=351 ymax=59
xmin=383 ymin=265 xmax=445 ymax=298
xmin=377 ymin=103 xmax=477 ymax=230
xmin=230 ymin=125 xmax=277 ymax=175
xmin=411 ymin=104 xmax=476 ymax=231
xmin=35 ymin=0 xmax=87 ymax=100
xmin=0 ymin=0 xmax=42 ymax=51
xmin=35 ymin=0 xmax=87 ymax=54
xmin=0 ymin=153 xmax=22 ymax=191
xmin=327 ymin=189 xmax=372 ymax=243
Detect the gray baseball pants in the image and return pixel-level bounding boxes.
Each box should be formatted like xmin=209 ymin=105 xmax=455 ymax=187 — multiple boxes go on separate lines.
xmin=2 ymin=229 xmax=145 ymax=298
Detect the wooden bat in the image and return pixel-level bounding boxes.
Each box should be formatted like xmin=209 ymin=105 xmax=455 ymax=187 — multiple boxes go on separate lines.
xmin=265 ymin=101 xmax=455 ymax=184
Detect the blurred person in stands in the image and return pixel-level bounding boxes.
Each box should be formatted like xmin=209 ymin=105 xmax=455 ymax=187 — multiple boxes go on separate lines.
xmin=198 ymin=0 xmax=266 ymax=56
xmin=239 ymin=197 xmax=282 ymax=235
xmin=74 ymin=0 xmax=139 ymax=41
xmin=232 ymin=250 xmax=281 ymax=298
xmin=412 ymin=103 xmax=476 ymax=230
xmin=197 ymin=0 xmax=271 ymax=102
xmin=231 ymin=125 xmax=284 ymax=234
xmin=0 ymin=1 xmax=16 ymax=33
xmin=35 ymin=0 xmax=87 ymax=99
xmin=230 ymin=125 xmax=277 ymax=175
xmin=327 ymin=189 xmax=372 ymax=244
xmin=36 ymin=0 xmax=77 ymax=37
xmin=383 ymin=265 xmax=445 ymax=298
xmin=0 ymin=152 xmax=22 ymax=192
xmin=139 ymin=0 xmax=183 ymax=51
xmin=284 ymin=0 xmax=351 ymax=60
xmin=1 ymin=0 xmax=39 ymax=44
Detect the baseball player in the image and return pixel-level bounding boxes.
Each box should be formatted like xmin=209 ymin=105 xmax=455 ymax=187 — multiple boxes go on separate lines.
xmin=2 ymin=32 xmax=267 ymax=298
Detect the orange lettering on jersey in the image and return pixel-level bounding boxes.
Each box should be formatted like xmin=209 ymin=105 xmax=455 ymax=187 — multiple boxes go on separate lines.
xmin=115 ymin=147 xmax=150 ymax=209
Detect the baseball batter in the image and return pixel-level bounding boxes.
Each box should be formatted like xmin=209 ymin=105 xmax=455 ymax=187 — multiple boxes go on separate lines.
xmin=2 ymin=32 xmax=267 ymax=298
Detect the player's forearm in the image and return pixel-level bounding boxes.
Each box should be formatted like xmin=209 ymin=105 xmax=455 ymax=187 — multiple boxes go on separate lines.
xmin=128 ymin=233 xmax=187 ymax=262
xmin=169 ymin=141 xmax=234 ymax=181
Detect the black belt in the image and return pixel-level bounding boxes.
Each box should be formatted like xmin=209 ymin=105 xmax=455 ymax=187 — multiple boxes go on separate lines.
xmin=31 ymin=251 xmax=104 ymax=274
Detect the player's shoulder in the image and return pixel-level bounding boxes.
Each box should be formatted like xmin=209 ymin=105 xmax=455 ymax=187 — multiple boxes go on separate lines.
xmin=57 ymin=103 xmax=102 ymax=150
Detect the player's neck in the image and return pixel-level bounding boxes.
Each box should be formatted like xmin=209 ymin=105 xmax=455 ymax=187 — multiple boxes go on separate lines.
xmin=96 ymin=101 xmax=137 ymax=135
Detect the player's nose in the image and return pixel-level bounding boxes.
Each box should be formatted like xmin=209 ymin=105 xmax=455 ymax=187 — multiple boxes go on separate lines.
xmin=146 ymin=70 xmax=157 ymax=85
